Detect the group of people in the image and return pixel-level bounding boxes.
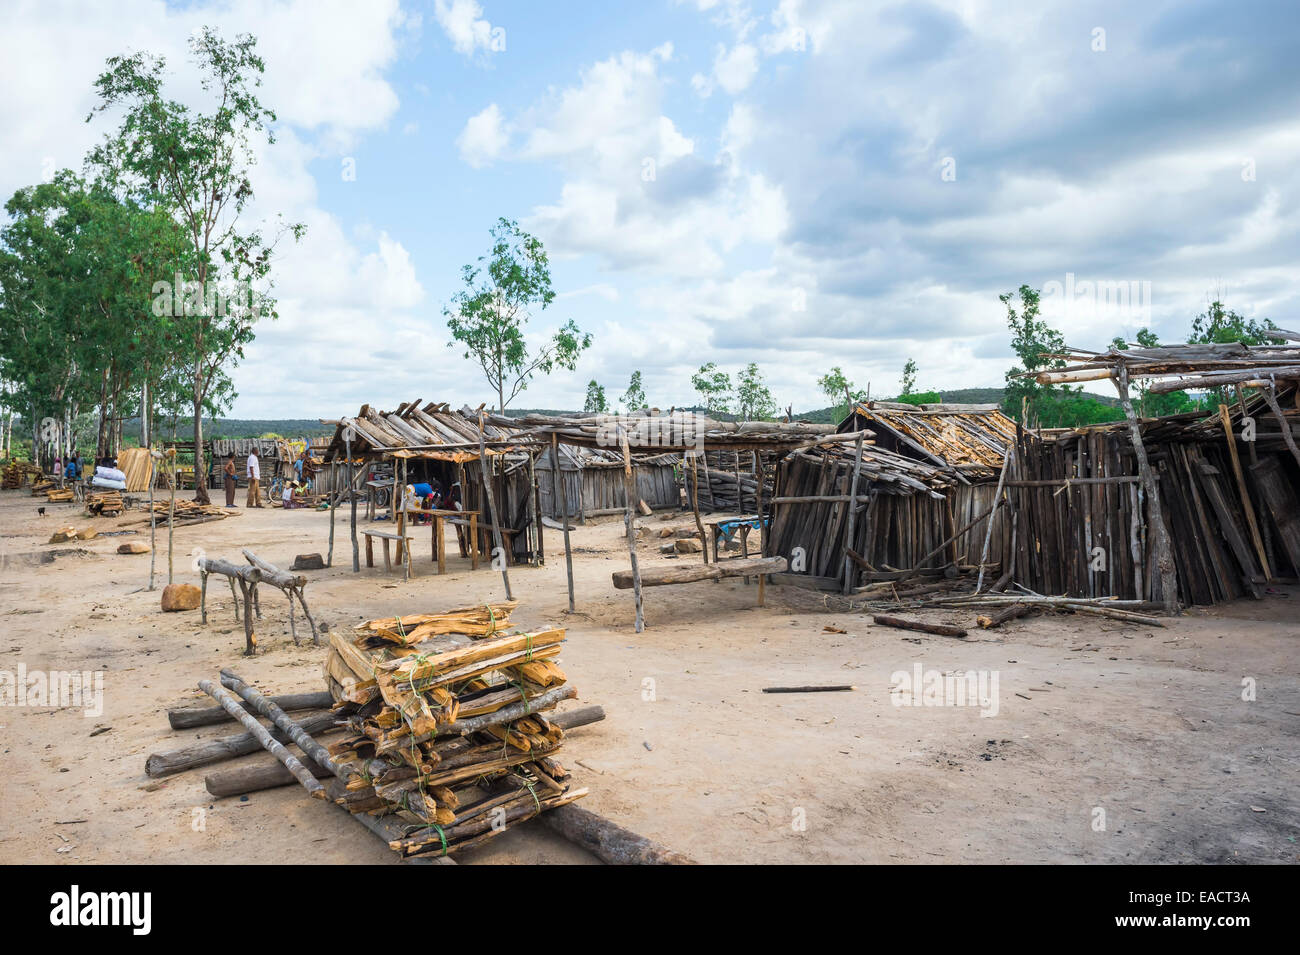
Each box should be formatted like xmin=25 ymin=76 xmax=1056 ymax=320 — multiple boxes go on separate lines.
xmin=221 ymin=448 xmax=316 ymax=508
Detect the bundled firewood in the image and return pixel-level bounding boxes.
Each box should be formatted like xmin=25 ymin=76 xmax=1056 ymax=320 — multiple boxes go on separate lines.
xmin=45 ymin=487 xmax=74 ymax=502
xmin=85 ymin=490 xmax=124 ymax=516
xmin=321 ymin=600 xmax=587 ymax=858
xmin=3 ymin=461 xmax=41 ymax=489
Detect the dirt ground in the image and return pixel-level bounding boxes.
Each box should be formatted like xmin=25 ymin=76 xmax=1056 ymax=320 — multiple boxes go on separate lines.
xmin=1 ymin=487 xmax=1296 ymax=865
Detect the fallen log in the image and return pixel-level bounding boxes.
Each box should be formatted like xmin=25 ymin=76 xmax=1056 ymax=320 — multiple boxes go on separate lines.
xmin=976 ymin=604 xmax=1031 ymax=629
xmin=612 ymin=556 xmax=787 ymax=589
xmin=144 ymin=709 xmax=339 ymax=777
xmin=168 ymin=691 xmax=333 ymax=729
xmin=872 ymin=614 xmax=967 ymax=638
xmin=762 ymin=685 xmax=856 ymax=693
xmin=538 ymin=803 xmax=698 ymax=865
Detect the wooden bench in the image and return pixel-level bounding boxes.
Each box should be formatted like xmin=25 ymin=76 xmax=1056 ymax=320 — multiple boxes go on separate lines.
xmin=361 ymin=529 xmax=412 ymax=574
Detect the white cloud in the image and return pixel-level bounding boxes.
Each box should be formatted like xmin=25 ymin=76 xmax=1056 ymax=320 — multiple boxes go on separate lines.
xmin=457 ymin=103 xmax=509 ymax=167
xmin=713 ymin=42 xmax=759 ymax=94
xmin=433 ymin=0 xmax=498 ymax=57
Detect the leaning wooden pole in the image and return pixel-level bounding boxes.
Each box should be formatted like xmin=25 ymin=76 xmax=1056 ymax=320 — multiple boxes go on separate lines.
xmin=754 ymin=450 xmax=766 ymax=607
xmin=1261 ymin=383 xmax=1300 ymax=470
xmin=197 ymin=679 xmax=324 ymax=798
xmin=477 ymin=411 xmax=513 ymax=600
xmin=552 ymin=433 xmax=575 ymax=613
xmin=219 ymin=669 xmax=340 ymax=775
xmin=1114 ymin=365 xmax=1178 ymax=612
xmin=975 ymin=442 xmax=1014 ymax=593
xmin=689 ymin=452 xmax=708 ymax=564
xmin=1217 ymin=403 xmax=1272 ymax=580
xmin=620 ymin=428 xmax=645 ymax=632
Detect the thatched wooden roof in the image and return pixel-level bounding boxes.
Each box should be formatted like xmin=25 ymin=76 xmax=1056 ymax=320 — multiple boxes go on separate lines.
xmin=841 ymin=402 xmax=1015 ymax=479
xmin=323 ymin=400 xmax=521 ymax=462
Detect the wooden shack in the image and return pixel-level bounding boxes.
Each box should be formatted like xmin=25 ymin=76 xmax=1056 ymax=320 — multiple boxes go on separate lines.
xmin=323 ymin=400 xmax=541 ymax=564
xmin=535 ymin=444 xmax=679 ymax=520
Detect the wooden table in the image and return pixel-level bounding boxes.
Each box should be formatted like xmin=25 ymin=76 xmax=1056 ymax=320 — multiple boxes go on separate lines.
xmin=400 ymin=508 xmax=481 ymax=574
xmin=361 ymin=529 xmax=411 ymax=574
xmin=706 ymin=515 xmax=768 ymax=564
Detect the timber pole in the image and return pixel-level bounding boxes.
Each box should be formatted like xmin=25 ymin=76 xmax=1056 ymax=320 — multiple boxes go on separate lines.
xmin=552 ymin=434 xmax=575 ymax=613
xmin=1114 ymin=365 xmax=1179 ymax=612
xmin=620 ymin=428 xmax=645 ymax=632
xmin=841 ymin=432 xmax=865 ymax=594
xmin=346 ymin=431 xmax=359 ymax=573
xmin=975 ymin=442 xmax=1014 ymax=593
xmin=477 ymin=411 xmax=513 ymax=600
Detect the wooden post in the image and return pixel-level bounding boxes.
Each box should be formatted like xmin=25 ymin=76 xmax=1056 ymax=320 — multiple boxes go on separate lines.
xmin=147 ymin=448 xmax=157 ymax=591
xmin=620 ymin=429 xmax=645 ymax=632
xmin=1218 ymin=403 xmax=1271 ymax=580
xmin=1114 ymin=366 xmax=1178 ymax=611
xmin=167 ymin=447 xmax=176 ymax=585
xmin=754 ymin=450 xmax=766 ymax=607
xmin=689 ymin=452 xmax=708 ymax=564
xmin=346 ymin=431 xmax=359 ymax=573
xmin=552 ymin=434 xmax=575 ymax=613
xmin=841 ymin=432 xmax=865 ymax=594
xmin=477 ymin=411 xmax=512 ymax=600
xmin=327 ymin=460 xmax=337 ymax=567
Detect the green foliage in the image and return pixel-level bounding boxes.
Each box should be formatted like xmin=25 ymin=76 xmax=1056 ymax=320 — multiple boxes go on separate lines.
xmin=446 ymin=217 xmax=591 ymax=412
xmin=893 ymin=390 xmax=942 ymax=406
xmin=583 ymin=379 xmax=608 ymax=414
xmin=816 ymin=365 xmax=866 ymax=422
xmin=621 ymin=370 xmax=646 ymax=412
xmin=900 ymin=358 xmax=918 ymax=396
xmin=1001 ymin=284 xmax=1070 ymax=426
xmin=691 ymin=362 xmax=732 ymax=416
xmin=1188 ymin=300 xmax=1276 ymax=345
xmin=735 ymin=362 xmax=777 ymax=420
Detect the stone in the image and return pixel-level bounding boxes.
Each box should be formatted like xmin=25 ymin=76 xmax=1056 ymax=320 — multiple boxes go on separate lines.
xmin=161 ymin=583 xmax=201 ymax=612
xmin=48 ymin=526 xmax=78 ymax=544
xmin=290 ymin=553 xmax=325 ymax=571
xmin=674 ymin=538 xmax=703 ymax=554
xmin=117 ymin=541 xmax=150 ymax=554
xmin=76 ymin=527 xmax=98 ymax=541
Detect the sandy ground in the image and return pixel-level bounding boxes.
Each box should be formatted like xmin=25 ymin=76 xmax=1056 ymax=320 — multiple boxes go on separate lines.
xmin=0 ymin=487 xmax=1297 ymax=865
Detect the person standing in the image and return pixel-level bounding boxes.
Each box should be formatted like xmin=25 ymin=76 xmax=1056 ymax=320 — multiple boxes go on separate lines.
xmin=246 ymin=448 xmax=262 ymax=507
xmin=223 ymin=452 xmax=238 ymax=507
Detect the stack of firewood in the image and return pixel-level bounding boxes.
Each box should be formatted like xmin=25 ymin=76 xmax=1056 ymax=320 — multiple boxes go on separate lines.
xmin=3 ymin=461 xmax=41 ymax=489
xmin=85 ymin=489 xmax=124 ymax=516
xmin=322 ymin=601 xmax=587 ymax=858
xmin=146 ymin=499 xmax=230 ymax=524
xmin=44 ymin=486 xmax=74 ymax=502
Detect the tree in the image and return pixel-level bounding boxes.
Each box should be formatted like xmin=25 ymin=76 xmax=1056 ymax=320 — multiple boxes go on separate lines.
xmin=621 ymin=370 xmax=646 ymax=412
xmin=735 ymin=362 xmax=776 ymax=420
xmin=446 ymin=218 xmax=591 ymax=413
xmin=691 ymin=362 xmax=732 ymax=416
xmin=1110 ymin=329 xmax=1200 ymax=418
xmin=1002 ymin=284 xmax=1066 ymax=426
xmin=1188 ymin=299 xmax=1276 ymax=345
xmin=88 ymin=27 xmax=303 ymax=501
xmin=816 ymin=366 xmax=865 ymax=422
xmin=583 ymin=379 xmax=608 ymax=413
xmin=900 ymin=358 xmax=918 ymax=396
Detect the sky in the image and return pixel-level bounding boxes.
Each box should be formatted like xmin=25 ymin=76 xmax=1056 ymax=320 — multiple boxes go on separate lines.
xmin=4 ymin=0 xmax=1299 ymax=418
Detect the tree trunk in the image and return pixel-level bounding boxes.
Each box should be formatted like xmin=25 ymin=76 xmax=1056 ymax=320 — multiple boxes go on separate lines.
xmin=192 ymin=392 xmax=210 ymax=503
